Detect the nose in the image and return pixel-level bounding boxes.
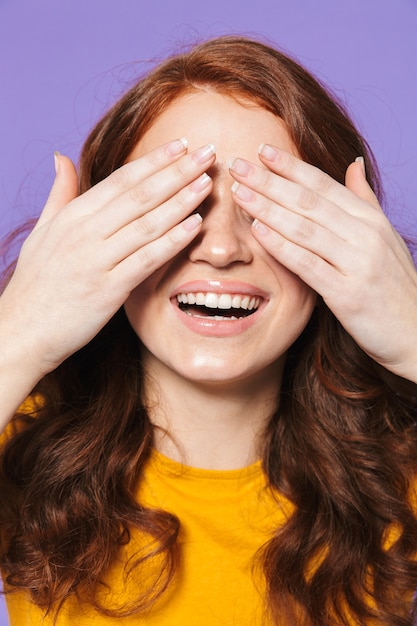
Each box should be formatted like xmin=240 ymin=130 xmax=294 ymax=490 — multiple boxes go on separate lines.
xmin=187 ymin=168 xmax=253 ymax=268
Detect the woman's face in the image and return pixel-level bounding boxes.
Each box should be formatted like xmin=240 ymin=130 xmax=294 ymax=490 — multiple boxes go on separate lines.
xmin=124 ymin=90 xmax=316 ymax=387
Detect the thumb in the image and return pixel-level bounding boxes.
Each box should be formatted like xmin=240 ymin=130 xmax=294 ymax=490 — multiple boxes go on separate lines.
xmin=345 ymin=157 xmax=381 ymax=211
xmin=35 ymin=153 xmax=79 ymax=230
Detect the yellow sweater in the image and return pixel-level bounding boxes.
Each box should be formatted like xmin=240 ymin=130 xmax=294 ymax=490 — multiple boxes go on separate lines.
xmin=5 ymin=449 xmax=292 ymax=625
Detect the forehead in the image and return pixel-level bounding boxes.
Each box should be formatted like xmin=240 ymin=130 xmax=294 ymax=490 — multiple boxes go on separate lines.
xmin=129 ymin=89 xmax=295 ymax=161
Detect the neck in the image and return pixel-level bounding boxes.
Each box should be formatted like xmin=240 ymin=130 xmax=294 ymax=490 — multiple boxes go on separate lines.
xmin=142 ymin=354 xmax=283 ymax=470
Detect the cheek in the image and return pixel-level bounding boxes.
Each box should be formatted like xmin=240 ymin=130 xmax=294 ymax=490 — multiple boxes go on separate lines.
xmin=275 ymin=273 xmax=317 ymax=338
xmin=271 ymin=260 xmax=317 ymax=309
xmin=291 ymin=281 xmax=317 ymax=324
xmin=123 ymin=287 xmax=150 ymax=337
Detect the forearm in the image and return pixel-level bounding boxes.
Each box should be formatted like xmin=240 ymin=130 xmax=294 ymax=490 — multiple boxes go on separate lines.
xmin=0 ymin=317 xmax=46 ymax=433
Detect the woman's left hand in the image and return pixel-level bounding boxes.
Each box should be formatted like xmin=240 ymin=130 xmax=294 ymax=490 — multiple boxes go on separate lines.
xmin=230 ymin=145 xmax=417 ymax=384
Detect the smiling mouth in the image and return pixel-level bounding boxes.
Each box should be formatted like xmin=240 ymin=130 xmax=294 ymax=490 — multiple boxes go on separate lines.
xmin=176 ymin=292 xmax=261 ymax=320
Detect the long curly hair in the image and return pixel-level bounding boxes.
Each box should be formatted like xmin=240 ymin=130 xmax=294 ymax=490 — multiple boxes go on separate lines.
xmin=1 ymin=35 xmax=417 ymax=625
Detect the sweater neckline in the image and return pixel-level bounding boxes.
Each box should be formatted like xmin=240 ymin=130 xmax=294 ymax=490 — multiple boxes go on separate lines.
xmin=149 ymin=447 xmax=264 ymax=481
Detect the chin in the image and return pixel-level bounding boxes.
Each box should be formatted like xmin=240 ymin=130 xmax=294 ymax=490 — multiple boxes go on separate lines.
xmin=164 ymin=351 xmax=283 ymax=389
xmin=174 ymin=361 xmax=247 ymax=385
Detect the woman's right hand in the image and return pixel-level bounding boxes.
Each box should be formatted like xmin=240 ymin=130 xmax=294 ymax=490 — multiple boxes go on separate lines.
xmin=0 ymin=139 xmax=215 ymax=387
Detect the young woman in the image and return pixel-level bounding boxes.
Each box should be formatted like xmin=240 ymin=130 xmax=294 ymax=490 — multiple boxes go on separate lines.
xmin=0 ymin=35 xmax=417 ymax=625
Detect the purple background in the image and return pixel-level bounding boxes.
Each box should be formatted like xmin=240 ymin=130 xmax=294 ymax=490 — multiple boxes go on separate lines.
xmin=1 ymin=0 xmax=416 ymax=622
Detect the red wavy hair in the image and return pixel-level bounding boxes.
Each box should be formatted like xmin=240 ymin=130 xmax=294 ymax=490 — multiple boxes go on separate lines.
xmin=1 ymin=35 xmax=417 ymax=625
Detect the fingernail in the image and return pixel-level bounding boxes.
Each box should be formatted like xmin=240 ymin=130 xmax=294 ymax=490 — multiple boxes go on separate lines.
xmin=355 ymin=156 xmax=366 ymax=176
xmin=231 ymin=181 xmax=255 ymax=202
xmin=190 ymin=173 xmax=211 ymax=193
xmin=183 ymin=213 xmax=203 ymax=232
xmin=54 ymin=151 xmax=61 ymax=174
xmin=230 ymin=158 xmax=253 ymax=177
xmin=166 ymin=137 xmax=188 ymax=157
xmin=259 ymin=144 xmax=280 ymax=162
xmin=252 ymin=219 xmax=270 ymax=236
xmin=193 ymin=144 xmax=216 ymax=164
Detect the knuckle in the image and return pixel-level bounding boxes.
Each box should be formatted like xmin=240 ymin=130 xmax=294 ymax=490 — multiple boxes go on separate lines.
xmin=292 ymin=216 xmax=316 ymax=242
xmin=172 ymin=158 xmax=190 ymax=180
xmin=315 ymin=170 xmax=334 ymax=195
xmin=258 ymin=168 xmax=275 ymax=194
xmin=166 ymin=227 xmax=184 ymax=246
xmin=257 ymin=201 xmax=275 ymax=224
xmin=134 ymin=213 xmax=157 ymax=237
xmin=136 ymin=246 xmax=156 ymax=274
xmin=145 ymin=147 xmax=167 ymax=169
xmin=298 ymin=187 xmax=319 ymax=212
xmin=128 ymin=181 xmax=153 ymax=205
xmin=108 ymin=166 xmax=131 ymax=191
xmin=173 ymin=188 xmax=190 ymax=212
xmin=296 ymin=247 xmax=317 ymax=270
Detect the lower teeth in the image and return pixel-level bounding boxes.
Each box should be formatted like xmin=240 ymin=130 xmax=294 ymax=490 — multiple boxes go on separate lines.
xmin=186 ymin=312 xmax=239 ymax=321
xmin=180 ymin=301 xmax=257 ymax=320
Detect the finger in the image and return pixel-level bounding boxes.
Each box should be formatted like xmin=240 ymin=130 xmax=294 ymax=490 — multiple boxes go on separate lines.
xmin=77 ymin=137 xmax=191 ymax=214
xmin=345 ymin=159 xmax=381 ymax=210
xmin=229 ymin=155 xmax=354 ymax=230
xmin=231 ymin=179 xmax=360 ymax=271
xmin=231 ymin=172 xmax=405 ymax=284
xmin=34 ymin=154 xmax=79 ymax=230
xmin=102 ymin=173 xmax=212 ymax=267
xmin=250 ymin=217 xmax=338 ymax=293
xmin=255 ymin=145 xmax=377 ymax=219
xmin=96 ymin=144 xmax=216 ymax=237
xmin=229 ymin=152 xmax=372 ymax=251
xmin=229 ymin=152 xmax=389 ymax=253
xmin=112 ymin=212 xmax=203 ymax=289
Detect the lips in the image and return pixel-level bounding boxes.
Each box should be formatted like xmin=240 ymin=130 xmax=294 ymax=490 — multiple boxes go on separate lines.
xmin=176 ymin=291 xmax=261 ymax=320
xmin=171 ymin=281 xmax=267 ymax=334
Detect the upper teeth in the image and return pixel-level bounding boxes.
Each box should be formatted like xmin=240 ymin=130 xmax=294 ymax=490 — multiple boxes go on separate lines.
xmin=176 ymin=292 xmax=261 ymax=310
